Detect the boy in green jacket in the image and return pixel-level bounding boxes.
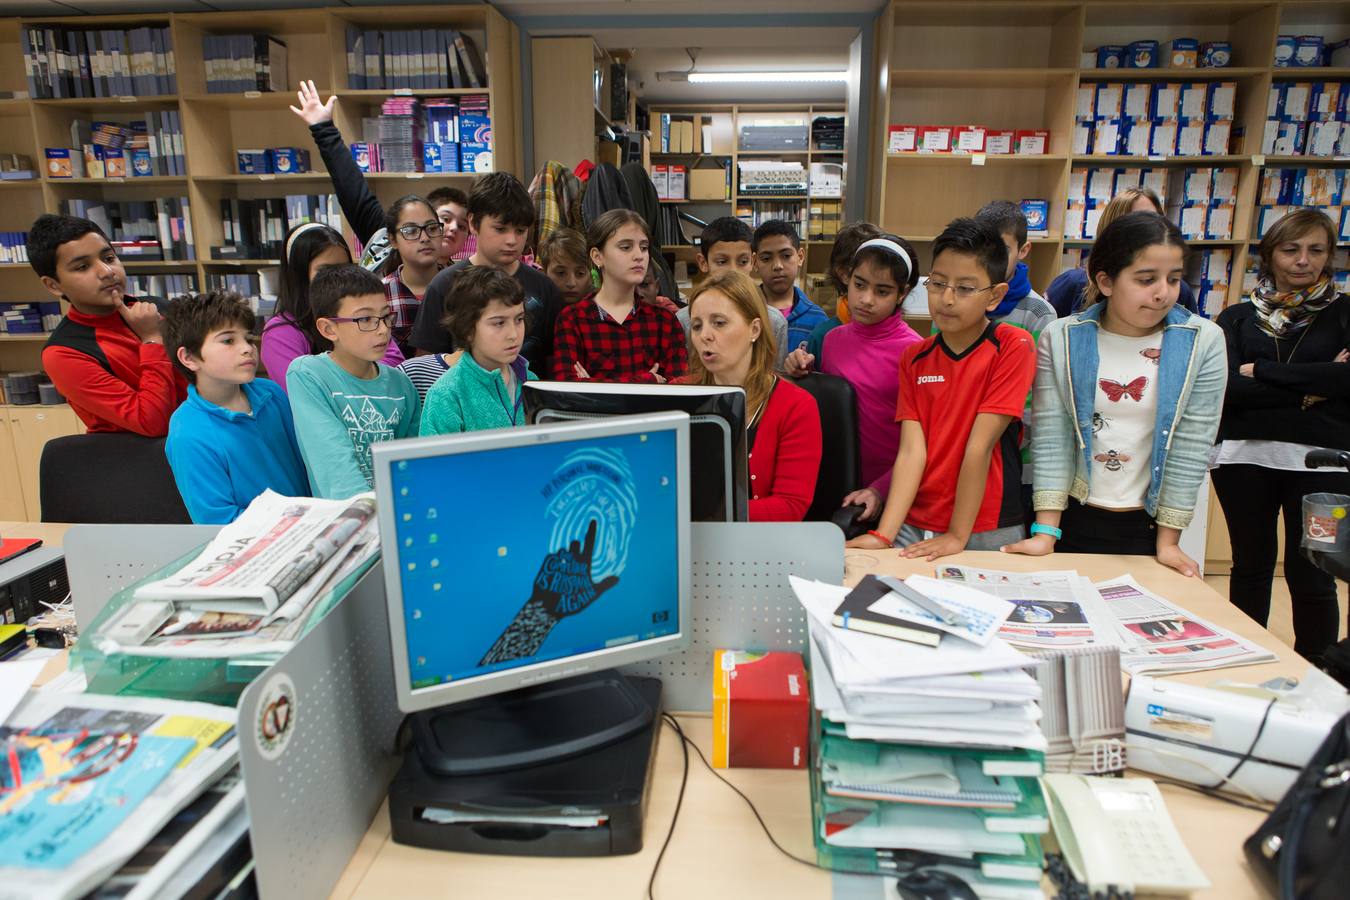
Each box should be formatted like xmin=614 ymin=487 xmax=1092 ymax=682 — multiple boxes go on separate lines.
xmin=420 ymin=266 xmax=535 ymax=435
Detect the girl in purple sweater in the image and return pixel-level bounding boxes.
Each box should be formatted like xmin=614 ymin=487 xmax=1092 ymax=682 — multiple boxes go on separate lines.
xmin=261 ymin=222 xmax=403 ymax=391
xmin=786 ymin=234 xmax=922 ymax=519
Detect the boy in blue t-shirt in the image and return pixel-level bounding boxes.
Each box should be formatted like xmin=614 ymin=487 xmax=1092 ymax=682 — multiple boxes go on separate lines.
xmin=752 ymin=219 xmax=826 ymax=350
xmin=287 ymin=264 xmax=420 ymax=498
xmin=163 ymin=291 xmax=310 ymax=524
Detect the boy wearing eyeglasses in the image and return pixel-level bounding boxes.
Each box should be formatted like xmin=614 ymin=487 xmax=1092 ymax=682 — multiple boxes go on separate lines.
xmin=287 ymin=265 xmax=420 ymax=499
xmin=163 ymin=291 xmax=310 ymax=523
xmin=845 ymin=218 xmax=1036 ymax=560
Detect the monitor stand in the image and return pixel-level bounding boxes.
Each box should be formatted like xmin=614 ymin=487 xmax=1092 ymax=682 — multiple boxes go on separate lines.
xmin=390 ymin=673 xmax=663 ymax=856
xmin=411 ymin=669 xmax=655 ymax=777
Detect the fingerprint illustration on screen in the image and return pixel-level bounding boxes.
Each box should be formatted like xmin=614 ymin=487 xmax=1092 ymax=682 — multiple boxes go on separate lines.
xmin=544 ymin=447 xmax=638 ymax=583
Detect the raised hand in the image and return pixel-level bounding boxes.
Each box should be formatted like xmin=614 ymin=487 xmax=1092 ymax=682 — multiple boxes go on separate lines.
xmin=533 ymin=520 xmax=619 ymax=618
xmin=289 ymin=80 xmax=336 ymax=126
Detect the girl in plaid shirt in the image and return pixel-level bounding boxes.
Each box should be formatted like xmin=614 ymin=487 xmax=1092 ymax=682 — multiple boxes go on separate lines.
xmin=551 ymin=210 xmax=687 ymax=383
xmin=381 ymin=196 xmax=445 ymax=356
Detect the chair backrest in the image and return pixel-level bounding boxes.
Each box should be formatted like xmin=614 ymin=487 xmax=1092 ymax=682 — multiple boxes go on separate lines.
xmin=783 ymin=372 xmax=860 ymax=523
xmin=40 ymin=432 xmax=192 ymax=524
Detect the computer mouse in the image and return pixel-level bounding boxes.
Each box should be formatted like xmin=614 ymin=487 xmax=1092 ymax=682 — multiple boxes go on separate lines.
xmin=895 ymin=869 xmax=977 ymax=900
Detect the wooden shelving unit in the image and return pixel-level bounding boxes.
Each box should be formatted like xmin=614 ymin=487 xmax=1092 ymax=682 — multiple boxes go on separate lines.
xmin=868 ymin=0 xmax=1349 ymax=310
xmin=0 ymin=6 xmax=523 ymax=516
xmin=645 ymin=102 xmax=846 ymax=296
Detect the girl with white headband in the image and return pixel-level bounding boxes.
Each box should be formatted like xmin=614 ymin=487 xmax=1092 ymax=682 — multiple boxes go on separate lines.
xmin=785 ymin=234 xmax=922 ymax=519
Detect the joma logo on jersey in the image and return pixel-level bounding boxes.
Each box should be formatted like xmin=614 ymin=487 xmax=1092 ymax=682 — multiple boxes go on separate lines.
xmin=916 ymin=375 xmax=945 ymax=385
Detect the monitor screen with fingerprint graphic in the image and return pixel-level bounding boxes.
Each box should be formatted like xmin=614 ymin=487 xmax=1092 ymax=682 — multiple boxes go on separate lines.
xmin=373 ymin=412 xmax=691 ymax=711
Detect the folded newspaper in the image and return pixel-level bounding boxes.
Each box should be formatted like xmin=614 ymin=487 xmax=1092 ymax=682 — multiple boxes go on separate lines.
xmin=94 ymin=490 xmax=379 ymax=659
xmin=0 ymin=692 xmax=238 ymax=900
xmin=937 ymin=566 xmax=1121 ymax=650
xmin=1093 ymin=574 xmax=1278 ymax=675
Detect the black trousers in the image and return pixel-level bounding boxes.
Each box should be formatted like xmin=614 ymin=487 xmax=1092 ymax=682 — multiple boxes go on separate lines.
xmin=1212 ymin=464 xmax=1350 ymax=663
xmin=1056 ymin=500 xmax=1158 ymax=556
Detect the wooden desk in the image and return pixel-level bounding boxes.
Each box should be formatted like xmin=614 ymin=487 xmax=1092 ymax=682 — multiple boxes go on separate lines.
xmin=0 ymin=520 xmax=70 ymax=548
xmin=332 ymin=550 xmax=1297 ymax=900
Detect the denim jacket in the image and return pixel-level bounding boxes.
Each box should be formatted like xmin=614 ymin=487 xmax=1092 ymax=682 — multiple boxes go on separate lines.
xmin=1030 ymin=302 xmax=1227 ymax=529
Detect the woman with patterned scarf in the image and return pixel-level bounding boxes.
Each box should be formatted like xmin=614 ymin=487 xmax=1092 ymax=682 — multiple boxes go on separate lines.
xmin=1213 ymin=209 xmax=1350 ymax=663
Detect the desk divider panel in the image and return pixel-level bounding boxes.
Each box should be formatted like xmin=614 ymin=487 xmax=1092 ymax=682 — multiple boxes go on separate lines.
xmin=68 ymin=521 xmax=842 ymax=898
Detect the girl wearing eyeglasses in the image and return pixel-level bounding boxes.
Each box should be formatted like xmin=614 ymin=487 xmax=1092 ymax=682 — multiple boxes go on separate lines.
xmin=382 ymin=196 xmax=446 ymax=356
xmin=1003 ymin=212 xmax=1226 ymax=577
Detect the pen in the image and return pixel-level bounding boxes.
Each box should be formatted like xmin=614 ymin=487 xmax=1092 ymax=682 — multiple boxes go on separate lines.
xmin=878 ymin=575 xmax=970 ymax=628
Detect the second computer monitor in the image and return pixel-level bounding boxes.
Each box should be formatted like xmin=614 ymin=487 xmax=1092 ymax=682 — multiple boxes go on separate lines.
xmin=523 ymin=382 xmax=748 ymax=523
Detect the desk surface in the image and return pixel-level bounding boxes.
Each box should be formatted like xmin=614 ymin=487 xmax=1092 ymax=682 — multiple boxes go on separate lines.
xmin=3 ymin=524 xmax=1285 ymax=898
xmin=331 ymin=550 xmax=1296 ymax=900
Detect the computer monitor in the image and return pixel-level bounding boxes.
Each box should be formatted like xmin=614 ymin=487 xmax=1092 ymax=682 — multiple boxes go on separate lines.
xmin=371 ymin=412 xmax=692 ymax=775
xmin=523 ymin=382 xmax=747 ymax=523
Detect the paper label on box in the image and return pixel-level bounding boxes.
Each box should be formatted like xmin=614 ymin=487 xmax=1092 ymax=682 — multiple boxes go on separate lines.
xmin=955 ymin=127 xmax=985 ymax=152
xmin=888 ymin=126 xmax=917 ymax=153
xmin=921 ymin=128 xmax=952 ymax=152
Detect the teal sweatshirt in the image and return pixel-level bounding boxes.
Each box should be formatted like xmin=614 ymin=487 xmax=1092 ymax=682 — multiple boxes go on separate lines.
xmin=420 ymin=353 xmax=535 ymax=436
xmin=287 ymin=353 xmax=421 ymax=498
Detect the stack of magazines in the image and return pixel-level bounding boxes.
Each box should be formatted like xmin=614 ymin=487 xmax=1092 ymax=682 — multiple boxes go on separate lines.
xmin=792 ymin=575 xmax=1049 ymax=900
xmin=0 ymin=693 xmax=241 ymax=900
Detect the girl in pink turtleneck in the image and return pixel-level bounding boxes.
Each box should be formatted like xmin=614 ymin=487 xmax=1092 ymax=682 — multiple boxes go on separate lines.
xmin=785 ymin=235 xmax=922 ymax=521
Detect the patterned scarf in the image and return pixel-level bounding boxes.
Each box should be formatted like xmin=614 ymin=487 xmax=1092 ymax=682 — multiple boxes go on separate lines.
xmin=1250 ymin=275 xmax=1338 ymax=339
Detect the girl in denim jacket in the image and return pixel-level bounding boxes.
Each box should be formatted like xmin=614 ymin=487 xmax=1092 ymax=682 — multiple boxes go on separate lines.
xmin=1004 ymin=212 xmax=1227 ymax=577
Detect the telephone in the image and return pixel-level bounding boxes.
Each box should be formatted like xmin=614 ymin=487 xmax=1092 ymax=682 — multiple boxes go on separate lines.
xmin=1042 ymin=774 xmax=1210 ymax=895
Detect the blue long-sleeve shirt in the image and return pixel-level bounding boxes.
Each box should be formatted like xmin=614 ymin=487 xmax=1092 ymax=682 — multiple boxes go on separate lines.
xmin=287 ymin=353 xmax=421 ymax=499
xmin=165 ymin=379 xmax=312 ymax=524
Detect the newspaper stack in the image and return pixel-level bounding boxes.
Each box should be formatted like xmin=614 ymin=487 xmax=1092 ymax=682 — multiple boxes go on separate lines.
xmin=939 ymin=567 xmax=1277 ymax=676
xmin=94 ymin=490 xmax=379 ymax=660
xmin=792 ymin=576 xmax=1049 ymax=900
xmin=0 ymin=693 xmax=239 ymax=900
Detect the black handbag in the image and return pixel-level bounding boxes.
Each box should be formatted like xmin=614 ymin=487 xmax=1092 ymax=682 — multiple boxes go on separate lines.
xmin=1243 ymin=712 xmax=1350 ymax=898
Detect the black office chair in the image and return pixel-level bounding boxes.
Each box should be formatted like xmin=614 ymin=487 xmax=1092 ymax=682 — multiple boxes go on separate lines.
xmin=783 ymin=372 xmax=868 ymax=538
xmin=40 ymin=432 xmax=192 ymax=524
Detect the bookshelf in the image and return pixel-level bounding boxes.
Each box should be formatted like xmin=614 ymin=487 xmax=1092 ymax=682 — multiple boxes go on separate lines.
xmin=645 ymin=102 xmax=847 ymax=301
xmin=868 ymin=0 xmax=1349 ymax=313
xmin=0 ymin=6 xmax=523 ymax=517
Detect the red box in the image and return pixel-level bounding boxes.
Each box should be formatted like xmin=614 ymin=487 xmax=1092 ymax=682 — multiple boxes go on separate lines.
xmin=953 ymin=125 xmax=987 ymax=153
xmin=1014 ymin=129 xmax=1050 ymax=154
xmin=985 ymin=130 xmax=1015 ymax=154
xmin=918 ymin=125 xmax=954 ymax=153
xmin=712 ymin=649 xmax=809 ymax=769
xmin=887 ymin=124 xmax=918 ymax=153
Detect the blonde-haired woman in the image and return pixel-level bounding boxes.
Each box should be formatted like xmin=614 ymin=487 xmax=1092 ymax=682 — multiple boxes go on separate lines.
xmin=678 ymin=269 xmax=822 ymax=522
xmin=1046 ymin=186 xmax=1198 ymax=317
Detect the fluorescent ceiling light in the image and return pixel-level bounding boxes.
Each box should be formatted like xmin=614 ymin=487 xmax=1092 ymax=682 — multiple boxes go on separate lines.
xmin=687 ymin=71 xmax=849 ymax=83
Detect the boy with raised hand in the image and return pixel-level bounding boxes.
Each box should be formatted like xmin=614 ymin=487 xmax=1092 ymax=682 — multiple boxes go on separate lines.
xmin=975 ymin=200 xmax=1057 ymax=523
xmin=30 ymin=213 xmax=185 ymax=435
xmin=163 ymin=291 xmax=310 ymax=524
xmin=408 ymin=172 xmax=562 ymax=376
xmin=753 ymin=219 xmax=827 ymax=351
xmin=846 ymin=218 xmax=1036 ymax=560
xmin=677 ymin=216 xmax=788 ymax=364
xmin=287 ymin=265 xmax=420 ymax=499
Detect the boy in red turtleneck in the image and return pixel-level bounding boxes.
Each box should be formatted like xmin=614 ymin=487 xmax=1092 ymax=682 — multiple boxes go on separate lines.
xmin=30 ymin=214 xmax=185 ymax=435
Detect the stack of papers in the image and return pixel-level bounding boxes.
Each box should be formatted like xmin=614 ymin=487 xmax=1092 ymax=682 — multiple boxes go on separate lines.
xmin=0 ymin=692 xmax=238 ymax=900
xmin=94 ymin=490 xmax=380 ymax=660
xmin=938 ymin=566 xmax=1121 ymax=650
xmin=792 ymin=577 xmax=1048 ymax=899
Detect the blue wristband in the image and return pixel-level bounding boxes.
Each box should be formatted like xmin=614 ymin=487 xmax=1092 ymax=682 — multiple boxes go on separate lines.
xmin=1030 ymin=523 xmax=1063 ymax=541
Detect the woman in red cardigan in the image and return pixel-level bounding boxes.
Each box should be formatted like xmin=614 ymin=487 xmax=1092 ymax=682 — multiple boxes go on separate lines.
xmin=677 ymin=269 xmax=822 ymax=521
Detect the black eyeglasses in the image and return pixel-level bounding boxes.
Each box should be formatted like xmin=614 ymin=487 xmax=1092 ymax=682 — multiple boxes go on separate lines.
xmin=397 ymin=222 xmax=446 ymax=240
xmin=326 ymin=312 xmax=395 ymax=332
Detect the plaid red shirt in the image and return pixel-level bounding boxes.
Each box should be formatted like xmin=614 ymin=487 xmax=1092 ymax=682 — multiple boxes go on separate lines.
xmin=551 ymin=293 xmax=688 ymax=383
xmin=382 ymin=265 xmax=427 ymax=350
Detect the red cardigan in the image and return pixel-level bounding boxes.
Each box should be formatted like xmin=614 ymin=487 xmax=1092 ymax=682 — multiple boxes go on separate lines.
xmin=749 ymin=379 xmax=821 ymax=522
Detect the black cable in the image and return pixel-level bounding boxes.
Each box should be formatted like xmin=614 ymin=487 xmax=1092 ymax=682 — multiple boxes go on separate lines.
xmin=1218 ymin=697 xmax=1279 ymax=792
xmin=1148 ymin=773 xmax=1274 ymax=813
xmin=646 ymin=714 xmax=689 ymax=900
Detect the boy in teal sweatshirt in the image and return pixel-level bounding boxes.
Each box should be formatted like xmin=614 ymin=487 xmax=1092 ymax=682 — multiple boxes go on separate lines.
xmin=420 ymin=266 xmax=535 ymax=435
xmin=288 ymin=265 xmax=420 ymax=498
xmin=163 ymin=291 xmax=310 ymax=524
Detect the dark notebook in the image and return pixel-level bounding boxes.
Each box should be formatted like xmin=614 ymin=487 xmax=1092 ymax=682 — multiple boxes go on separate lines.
xmin=831 ymin=574 xmax=943 ymax=647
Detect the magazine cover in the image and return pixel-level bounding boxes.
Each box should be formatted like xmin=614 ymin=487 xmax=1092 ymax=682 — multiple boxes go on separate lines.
xmin=388 ymin=430 xmax=683 ymax=688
